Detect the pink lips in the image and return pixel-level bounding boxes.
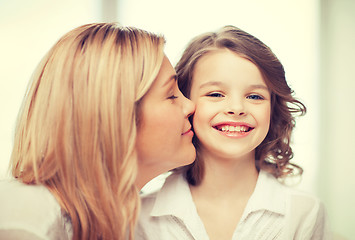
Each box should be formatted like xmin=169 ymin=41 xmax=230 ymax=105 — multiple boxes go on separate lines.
xmin=182 ymin=127 xmax=194 ymax=137
xmin=213 ymin=121 xmax=254 ymax=138
xmin=214 ymin=121 xmax=253 ymax=128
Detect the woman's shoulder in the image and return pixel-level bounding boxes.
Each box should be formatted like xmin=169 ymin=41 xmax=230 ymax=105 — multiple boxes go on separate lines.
xmin=0 ymin=179 xmax=60 ymax=213
xmin=0 ymin=179 xmax=71 ymax=239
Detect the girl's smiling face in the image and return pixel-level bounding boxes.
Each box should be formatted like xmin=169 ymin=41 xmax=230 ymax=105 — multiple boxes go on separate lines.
xmin=136 ymin=56 xmax=196 ymax=176
xmin=190 ymin=49 xmax=271 ymax=160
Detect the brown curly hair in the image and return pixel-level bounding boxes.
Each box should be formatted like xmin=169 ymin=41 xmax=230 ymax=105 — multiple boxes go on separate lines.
xmin=176 ymin=25 xmax=306 ymax=186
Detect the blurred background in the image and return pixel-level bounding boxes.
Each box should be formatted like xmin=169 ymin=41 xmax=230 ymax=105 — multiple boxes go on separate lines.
xmin=0 ymin=0 xmax=354 ymax=239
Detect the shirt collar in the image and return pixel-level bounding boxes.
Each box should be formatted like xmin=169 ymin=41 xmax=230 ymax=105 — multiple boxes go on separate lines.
xmin=150 ymin=170 xmax=287 ymax=219
xmin=243 ymin=170 xmax=287 ymax=216
xmin=150 ymin=173 xmax=195 ymax=219
xmin=150 ymin=173 xmax=209 ymax=239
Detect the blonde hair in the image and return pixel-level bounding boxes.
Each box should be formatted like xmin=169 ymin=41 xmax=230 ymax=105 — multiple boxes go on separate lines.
xmin=10 ymin=23 xmax=165 ymax=240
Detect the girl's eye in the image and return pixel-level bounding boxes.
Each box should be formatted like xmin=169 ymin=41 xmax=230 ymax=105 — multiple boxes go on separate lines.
xmin=206 ymin=92 xmax=224 ymax=98
xmin=247 ymin=94 xmax=264 ymax=100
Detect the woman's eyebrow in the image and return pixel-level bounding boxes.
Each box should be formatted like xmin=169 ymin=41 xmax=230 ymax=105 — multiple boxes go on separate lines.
xmin=162 ymin=75 xmax=177 ymax=87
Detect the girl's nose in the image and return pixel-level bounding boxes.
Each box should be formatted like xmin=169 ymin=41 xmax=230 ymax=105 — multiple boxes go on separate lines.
xmin=225 ymin=98 xmax=246 ymax=116
xmin=227 ymin=110 xmax=245 ymax=116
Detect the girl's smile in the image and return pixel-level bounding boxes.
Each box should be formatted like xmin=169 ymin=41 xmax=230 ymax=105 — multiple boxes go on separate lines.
xmin=213 ymin=121 xmax=254 ymax=138
xmin=190 ymin=48 xmax=271 ymax=159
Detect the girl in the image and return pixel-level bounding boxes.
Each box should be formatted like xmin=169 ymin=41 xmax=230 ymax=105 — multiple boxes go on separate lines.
xmin=137 ymin=26 xmax=330 ymax=239
xmin=0 ymin=23 xmax=195 ymax=240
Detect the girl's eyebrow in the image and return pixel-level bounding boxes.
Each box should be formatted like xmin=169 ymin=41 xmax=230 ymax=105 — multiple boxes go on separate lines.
xmin=248 ymin=84 xmax=269 ymax=91
xmin=199 ymin=82 xmax=269 ymax=91
xmin=199 ymin=81 xmax=225 ymax=89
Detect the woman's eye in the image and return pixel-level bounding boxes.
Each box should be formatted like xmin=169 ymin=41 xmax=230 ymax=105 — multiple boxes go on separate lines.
xmin=247 ymin=94 xmax=264 ymax=100
xmin=207 ymin=92 xmax=224 ymax=98
xmin=168 ymin=95 xmax=178 ymax=100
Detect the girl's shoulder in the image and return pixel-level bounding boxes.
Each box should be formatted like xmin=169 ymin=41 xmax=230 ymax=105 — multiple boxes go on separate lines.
xmin=261 ymin=173 xmax=330 ymax=238
xmin=0 ymin=179 xmax=71 ymax=239
xmin=260 ymin=171 xmax=325 ymax=217
xmin=284 ymin=184 xmax=326 ymax=222
xmin=263 ymin=171 xmax=322 ymax=207
xmin=283 ymin=187 xmax=330 ymax=238
xmin=281 ymin=181 xmax=323 ymax=210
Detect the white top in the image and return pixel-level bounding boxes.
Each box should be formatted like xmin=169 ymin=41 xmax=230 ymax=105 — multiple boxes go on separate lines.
xmin=0 ymin=179 xmax=72 ymax=240
xmin=136 ymin=171 xmax=331 ymax=240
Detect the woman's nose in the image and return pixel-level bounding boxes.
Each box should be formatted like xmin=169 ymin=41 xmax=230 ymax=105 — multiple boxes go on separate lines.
xmin=182 ymin=94 xmax=195 ymax=118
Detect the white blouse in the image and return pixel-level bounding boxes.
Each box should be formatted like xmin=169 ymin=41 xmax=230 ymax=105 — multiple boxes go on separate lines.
xmin=0 ymin=179 xmax=72 ymax=240
xmin=136 ymin=171 xmax=331 ymax=240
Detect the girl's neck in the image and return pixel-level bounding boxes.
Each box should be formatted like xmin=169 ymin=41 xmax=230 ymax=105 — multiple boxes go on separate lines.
xmin=191 ymin=150 xmax=258 ymax=199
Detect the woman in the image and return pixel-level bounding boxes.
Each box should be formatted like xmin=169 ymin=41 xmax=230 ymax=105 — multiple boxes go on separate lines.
xmin=0 ymin=23 xmax=195 ymax=240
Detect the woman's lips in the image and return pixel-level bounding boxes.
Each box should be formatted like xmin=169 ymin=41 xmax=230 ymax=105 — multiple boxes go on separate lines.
xmin=182 ymin=128 xmax=194 ymax=137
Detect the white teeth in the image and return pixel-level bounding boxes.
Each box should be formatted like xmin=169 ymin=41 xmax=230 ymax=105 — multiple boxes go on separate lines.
xmin=240 ymin=126 xmax=248 ymax=132
xmin=217 ymin=125 xmax=250 ymax=132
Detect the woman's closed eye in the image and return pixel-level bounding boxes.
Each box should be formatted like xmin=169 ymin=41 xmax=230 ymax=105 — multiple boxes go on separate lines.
xmin=168 ymin=95 xmax=178 ymax=100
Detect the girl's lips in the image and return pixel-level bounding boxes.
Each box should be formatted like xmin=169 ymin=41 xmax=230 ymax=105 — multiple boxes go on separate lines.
xmin=215 ymin=128 xmax=252 ymax=138
xmin=213 ymin=121 xmax=254 ymax=128
xmin=212 ymin=121 xmax=254 ymax=138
